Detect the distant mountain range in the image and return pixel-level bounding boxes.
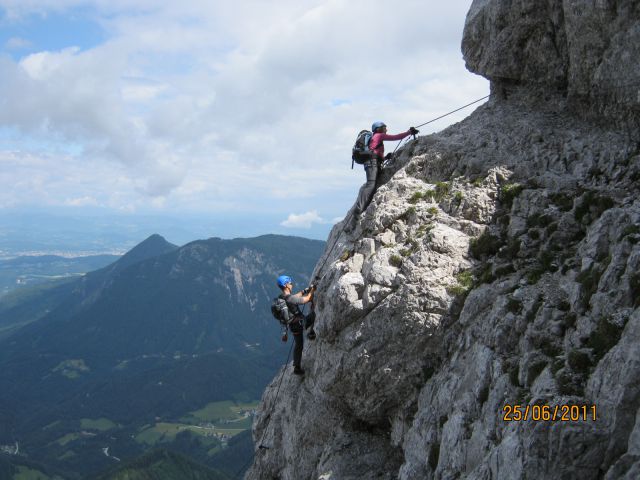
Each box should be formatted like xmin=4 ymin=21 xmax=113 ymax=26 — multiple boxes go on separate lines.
xmin=0 ymin=253 xmax=119 ymax=297
xmin=0 ymin=233 xmax=323 ymax=479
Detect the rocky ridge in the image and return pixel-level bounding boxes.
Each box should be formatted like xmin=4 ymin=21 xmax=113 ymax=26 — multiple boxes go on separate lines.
xmin=247 ymin=1 xmax=639 ymax=479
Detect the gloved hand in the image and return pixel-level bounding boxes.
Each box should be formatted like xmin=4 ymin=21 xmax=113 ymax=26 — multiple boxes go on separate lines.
xmin=384 ymin=153 xmax=394 ymax=160
xmin=409 ymin=127 xmax=419 ymax=135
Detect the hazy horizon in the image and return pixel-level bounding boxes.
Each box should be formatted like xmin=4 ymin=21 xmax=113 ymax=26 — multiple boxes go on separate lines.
xmin=0 ymin=208 xmax=331 ymax=258
xmin=1 ymin=0 xmax=488 ymax=245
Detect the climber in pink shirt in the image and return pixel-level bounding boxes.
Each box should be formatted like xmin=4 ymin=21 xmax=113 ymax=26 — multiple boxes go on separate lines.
xmin=369 ymin=126 xmax=413 ymax=159
xmin=353 ymin=121 xmax=419 ymax=215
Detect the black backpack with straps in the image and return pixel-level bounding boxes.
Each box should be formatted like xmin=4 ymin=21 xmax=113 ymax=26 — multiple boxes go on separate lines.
xmin=351 ymin=130 xmax=374 ymax=168
xmin=271 ymin=295 xmax=291 ymax=326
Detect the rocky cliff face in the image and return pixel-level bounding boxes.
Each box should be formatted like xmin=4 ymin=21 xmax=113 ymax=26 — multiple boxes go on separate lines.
xmin=247 ymin=1 xmax=640 ymax=479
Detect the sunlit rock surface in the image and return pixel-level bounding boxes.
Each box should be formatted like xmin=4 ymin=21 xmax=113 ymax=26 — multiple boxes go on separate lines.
xmin=247 ymin=1 xmax=639 ymax=478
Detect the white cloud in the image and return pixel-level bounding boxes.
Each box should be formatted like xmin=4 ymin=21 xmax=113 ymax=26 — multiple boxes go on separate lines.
xmin=280 ymin=210 xmax=329 ymax=229
xmin=0 ymin=0 xmax=488 ymax=231
xmin=120 ymin=81 xmax=167 ymax=103
xmin=5 ymin=37 xmax=32 ymax=50
xmin=64 ymin=195 xmax=99 ymax=206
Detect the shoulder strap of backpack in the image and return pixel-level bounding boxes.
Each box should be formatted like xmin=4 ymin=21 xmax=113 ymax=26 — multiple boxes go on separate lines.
xmin=364 ymin=132 xmax=372 ymax=150
xmin=369 ymin=132 xmax=378 ymax=151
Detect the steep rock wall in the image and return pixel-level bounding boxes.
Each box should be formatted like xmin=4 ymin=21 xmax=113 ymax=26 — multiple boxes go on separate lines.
xmin=463 ymin=0 xmax=640 ymax=126
xmin=247 ymin=2 xmax=640 ymax=479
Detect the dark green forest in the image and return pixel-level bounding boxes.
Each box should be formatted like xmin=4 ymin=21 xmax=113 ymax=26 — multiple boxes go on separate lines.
xmin=0 ymin=234 xmax=323 ymax=478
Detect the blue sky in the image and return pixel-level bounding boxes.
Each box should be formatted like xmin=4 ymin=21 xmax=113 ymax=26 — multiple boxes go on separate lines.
xmin=0 ymin=1 xmax=488 ymax=242
xmin=0 ymin=8 xmax=105 ymax=57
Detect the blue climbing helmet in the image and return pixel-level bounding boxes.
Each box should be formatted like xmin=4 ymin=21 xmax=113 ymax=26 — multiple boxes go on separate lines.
xmin=277 ymin=275 xmax=292 ymax=288
xmin=371 ymin=121 xmax=386 ymax=132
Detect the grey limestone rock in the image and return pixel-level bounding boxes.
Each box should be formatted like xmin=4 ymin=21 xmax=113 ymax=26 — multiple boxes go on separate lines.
xmin=463 ymin=0 xmax=640 ymax=128
xmin=247 ymin=2 xmax=640 ymax=479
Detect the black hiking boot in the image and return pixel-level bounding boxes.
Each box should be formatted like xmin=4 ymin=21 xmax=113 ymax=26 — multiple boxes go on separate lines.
xmin=307 ymin=330 xmax=316 ymax=340
xmin=293 ymin=366 xmax=305 ymax=375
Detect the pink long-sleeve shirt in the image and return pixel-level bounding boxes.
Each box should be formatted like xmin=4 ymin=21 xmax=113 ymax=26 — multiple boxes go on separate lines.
xmin=370 ymin=130 xmax=412 ymax=159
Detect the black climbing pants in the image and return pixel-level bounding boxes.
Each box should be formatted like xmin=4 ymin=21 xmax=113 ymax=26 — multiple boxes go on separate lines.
xmin=292 ymin=327 xmax=304 ymax=368
xmin=290 ymin=311 xmax=315 ymax=368
xmin=354 ymin=158 xmax=382 ymax=214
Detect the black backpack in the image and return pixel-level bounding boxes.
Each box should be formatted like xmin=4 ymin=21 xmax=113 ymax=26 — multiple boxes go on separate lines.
xmin=351 ymin=130 xmax=374 ymax=168
xmin=271 ymin=296 xmax=291 ymax=325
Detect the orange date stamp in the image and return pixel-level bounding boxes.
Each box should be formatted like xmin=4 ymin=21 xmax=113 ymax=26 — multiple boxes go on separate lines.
xmin=502 ymin=404 xmax=597 ymax=422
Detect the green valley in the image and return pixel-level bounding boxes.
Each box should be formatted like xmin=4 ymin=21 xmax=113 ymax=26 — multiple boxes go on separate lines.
xmin=0 ymin=234 xmax=323 ymax=478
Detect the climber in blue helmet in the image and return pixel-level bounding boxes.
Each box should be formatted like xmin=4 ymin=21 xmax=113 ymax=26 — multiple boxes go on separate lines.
xmin=277 ymin=275 xmax=293 ymax=288
xmin=353 ymin=121 xmax=419 ymax=216
xmin=276 ymin=275 xmax=316 ymax=375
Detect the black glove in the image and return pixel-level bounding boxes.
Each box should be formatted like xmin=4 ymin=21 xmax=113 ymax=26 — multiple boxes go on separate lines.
xmin=409 ymin=127 xmax=419 ymax=135
xmin=384 ymin=153 xmax=394 ymax=160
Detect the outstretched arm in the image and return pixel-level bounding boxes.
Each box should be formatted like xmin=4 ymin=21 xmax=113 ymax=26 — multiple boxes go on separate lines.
xmin=377 ymin=130 xmax=411 ymax=141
